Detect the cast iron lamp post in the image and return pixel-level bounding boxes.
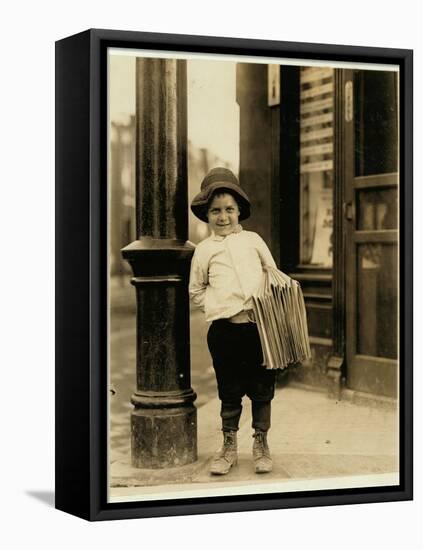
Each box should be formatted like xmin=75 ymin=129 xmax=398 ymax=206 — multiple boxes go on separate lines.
xmin=122 ymin=58 xmax=197 ymax=469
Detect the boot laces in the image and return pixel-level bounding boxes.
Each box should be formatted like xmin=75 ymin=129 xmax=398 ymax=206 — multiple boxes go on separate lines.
xmin=253 ymin=431 xmax=270 ymax=458
xmin=218 ymin=431 xmax=236 ymax=458
xmin=224 ymin=432 xmax=235 ymax=445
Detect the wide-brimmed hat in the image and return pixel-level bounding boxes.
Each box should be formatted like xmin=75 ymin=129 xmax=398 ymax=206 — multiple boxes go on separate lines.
xmin=190 ymin=167 xmax=251 ymax=223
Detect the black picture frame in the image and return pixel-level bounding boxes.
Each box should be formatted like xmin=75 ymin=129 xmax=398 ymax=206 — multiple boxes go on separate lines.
xmin=55 ymin=28 xmax=413 ymax=521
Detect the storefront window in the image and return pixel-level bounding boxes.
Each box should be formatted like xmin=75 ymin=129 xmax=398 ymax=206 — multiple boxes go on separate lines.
xmin=299 ymin=67 xmax=334 ymax=267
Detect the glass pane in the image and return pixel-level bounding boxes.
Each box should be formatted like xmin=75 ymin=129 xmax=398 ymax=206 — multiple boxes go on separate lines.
xmin=357 ymin=188 xmax=398 ymax=230
xmin=357 ymin=243 xmax=398 ymax=359
xmin=354 ymin=71 xmax=399 ymax=177
xmin=300 ymin=67 xmax=334 ymax=267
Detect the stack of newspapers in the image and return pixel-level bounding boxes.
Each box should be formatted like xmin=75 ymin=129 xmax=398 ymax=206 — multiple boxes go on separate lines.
xmin=252 ymin=267 xmax=312 ymax=370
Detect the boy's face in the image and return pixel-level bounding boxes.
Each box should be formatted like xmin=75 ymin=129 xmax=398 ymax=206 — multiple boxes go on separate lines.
xmin=207 ymin=193 xmax=240 ymax=236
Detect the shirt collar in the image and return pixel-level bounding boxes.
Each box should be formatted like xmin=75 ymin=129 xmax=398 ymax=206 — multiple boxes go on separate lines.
xmin=211 ymin=224 xmax=243 ymax=242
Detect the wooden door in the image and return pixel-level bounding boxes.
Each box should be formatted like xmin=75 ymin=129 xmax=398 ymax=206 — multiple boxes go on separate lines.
xmin=345 ymin=69 xmax=399 ymax=397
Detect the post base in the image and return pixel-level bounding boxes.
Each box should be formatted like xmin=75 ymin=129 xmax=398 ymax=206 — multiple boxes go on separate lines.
xmin=131 ymin=405 xmax=197 ymax=469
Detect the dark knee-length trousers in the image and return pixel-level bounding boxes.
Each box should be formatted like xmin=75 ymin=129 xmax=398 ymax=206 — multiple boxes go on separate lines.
xmin=207 ymin=319 xmax=276 ymax=432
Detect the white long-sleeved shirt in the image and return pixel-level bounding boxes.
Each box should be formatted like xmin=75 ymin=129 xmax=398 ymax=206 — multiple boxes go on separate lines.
xmin=189 ymin=228 xmax=277 ymax=322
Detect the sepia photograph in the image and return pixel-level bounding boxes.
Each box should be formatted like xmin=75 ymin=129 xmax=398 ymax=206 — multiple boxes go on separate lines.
xmin=106 ymin=46 xmax=401 ymax=504
xmin=4 ymin=0 xmax=419 ymax=541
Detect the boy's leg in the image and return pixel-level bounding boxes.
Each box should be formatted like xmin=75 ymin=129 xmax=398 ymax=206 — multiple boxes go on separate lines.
xmin=207 ymin=320 xmax=246 ymax=432
xmin=250 ymin=392 xmax=275 ymax=474
xmin=220 ymin=401 xmax=243 ymax=432
xmin=244 ymin=324 xmax=276 ymax=429
xmin=251 ymin=400 xmax=272 ymax=432
xmin=244 ymin=324 xmax=276 ymax=473
xmin=207 ymin=321 xmax=246 ymax=474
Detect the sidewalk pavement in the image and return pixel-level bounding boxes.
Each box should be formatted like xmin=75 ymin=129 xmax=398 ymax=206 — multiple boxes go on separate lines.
xmin=109 ymin=385 xmax=399 ymax=502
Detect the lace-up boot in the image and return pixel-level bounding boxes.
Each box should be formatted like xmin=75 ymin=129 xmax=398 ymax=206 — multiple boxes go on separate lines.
xmin=210 ymin=430 xmax=238 ymax=475
xmin=252 ymin=430 xmax=272 ymax=473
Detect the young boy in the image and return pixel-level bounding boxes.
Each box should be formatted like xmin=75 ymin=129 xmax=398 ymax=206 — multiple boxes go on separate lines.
xmin=189 ymin=167 xmax=277 ymax=475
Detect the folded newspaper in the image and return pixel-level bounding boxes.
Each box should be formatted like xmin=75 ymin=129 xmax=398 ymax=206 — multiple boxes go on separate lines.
xmin=252 ymin=266 xmax=312 ymax=370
